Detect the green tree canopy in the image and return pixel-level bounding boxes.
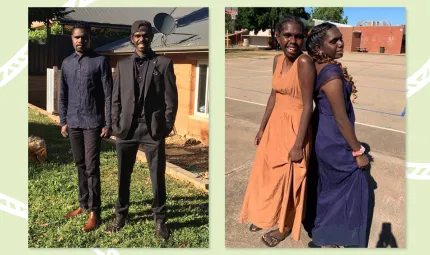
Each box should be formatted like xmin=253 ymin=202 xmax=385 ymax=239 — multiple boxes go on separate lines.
xmin=310 ymin=7 xmax=348 ymax=24
xmin=235 ymin=8 xmax=310 ymax=48
xmin=225 ymin=13 xmax=235 ymax=34
xmin=28 ymin=8 xmax=73 ymax=29
xmin=28 ymin=22 xmax=63 ymax=43
xmin=236 ymin=7 xmax=310 ymax=32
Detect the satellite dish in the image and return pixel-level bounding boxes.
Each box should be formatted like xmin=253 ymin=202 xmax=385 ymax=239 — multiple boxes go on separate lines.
xmin=154 ymin=12 xmax=177 ymax=35
xmin=154 ymin=12 xmax=177 ymax=47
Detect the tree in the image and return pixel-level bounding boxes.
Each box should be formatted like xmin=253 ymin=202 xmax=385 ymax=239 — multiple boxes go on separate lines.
xmin=28 ymin=8 xmax=74 ymax=66
xmin=28 ymin=8 xmax=74 ymax=28
xmin=310 ymin=7 xmax=348 ymax=24
xmin=225 ymin=13 xmax=235 ymax=34
xmin=28 ymin=8 xmax=74 ymax=39
xmin=235 ymin=8 xmax=310 ymax=49
xmin=28 ymin=22 xmax=63 ymax=44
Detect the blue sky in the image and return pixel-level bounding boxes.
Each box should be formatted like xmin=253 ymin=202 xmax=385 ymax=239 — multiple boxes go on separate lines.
xmin=305 ymin=7 xmax=406 ymax=26
xmin=226 ymin=8 xmax=406 ymax=26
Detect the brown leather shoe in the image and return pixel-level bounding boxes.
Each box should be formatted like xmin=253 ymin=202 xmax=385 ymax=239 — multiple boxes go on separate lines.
xmin=82 ymin=212 xmax=100 ymax=232
xmin=64 ymin=207 xmax=85 ymax=219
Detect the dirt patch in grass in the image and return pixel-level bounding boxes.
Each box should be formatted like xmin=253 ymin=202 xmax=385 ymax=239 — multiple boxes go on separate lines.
xmin=139 ymin=134 xmax=208 ymax=176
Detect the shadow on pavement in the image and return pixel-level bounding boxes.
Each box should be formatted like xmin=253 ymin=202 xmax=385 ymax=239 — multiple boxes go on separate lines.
xmin=376 ymin=222 xmax=398 ymax=248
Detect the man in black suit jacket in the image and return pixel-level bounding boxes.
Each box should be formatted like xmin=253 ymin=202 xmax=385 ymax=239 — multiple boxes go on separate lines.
xmin=106 ymin=20 xmax=178 ymax=240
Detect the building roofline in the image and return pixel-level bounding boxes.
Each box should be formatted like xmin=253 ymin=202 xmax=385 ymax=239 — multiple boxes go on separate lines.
xmin=97 ymin=45 xmax=209 ymax=55
xmin=58 ymin=20 xmax=131 ymax=30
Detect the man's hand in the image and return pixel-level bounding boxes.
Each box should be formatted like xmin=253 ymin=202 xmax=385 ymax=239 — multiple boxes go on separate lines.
xmin=61 ymin=124 xmax=68 ymax=137
xmin=100 ymin=127 xmax=112 ymax=139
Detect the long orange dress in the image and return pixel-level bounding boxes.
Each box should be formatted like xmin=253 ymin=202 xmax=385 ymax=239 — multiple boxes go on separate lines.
xmin=239 ymin=54 xmax=311 ymax=241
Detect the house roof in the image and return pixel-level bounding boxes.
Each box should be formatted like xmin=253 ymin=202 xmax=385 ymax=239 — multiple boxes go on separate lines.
xmin=60 ymin=7 xmax=209 ymax=53
xmin=59 ymin=7 xmax=203 ymax=28
xmin=226 ymin=29 xmax=248 ymax=38
xmin=243 ymin=29 xmax=271 ymax=37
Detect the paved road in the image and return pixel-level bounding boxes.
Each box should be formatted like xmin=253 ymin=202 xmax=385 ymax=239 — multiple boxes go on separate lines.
xmin=225 ymin=52 xmax=405 ymax=248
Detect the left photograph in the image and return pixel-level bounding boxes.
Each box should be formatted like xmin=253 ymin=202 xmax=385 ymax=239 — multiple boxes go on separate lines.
xmin=28 ymin=7 xmax=209 ymax=248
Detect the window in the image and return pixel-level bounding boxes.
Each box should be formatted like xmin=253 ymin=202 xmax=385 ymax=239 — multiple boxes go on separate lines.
xmin=194 ymin=61 xmax=209 ymax=117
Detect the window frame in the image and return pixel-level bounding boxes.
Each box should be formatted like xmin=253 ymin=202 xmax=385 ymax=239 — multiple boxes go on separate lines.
xmin=194 ymin=60 xmax=209 ymax=117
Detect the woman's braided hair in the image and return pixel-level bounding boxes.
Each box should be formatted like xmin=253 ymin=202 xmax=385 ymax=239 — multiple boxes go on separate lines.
xmin=306 ymin=22 xmax=357 ymax=103
xmin=276 ymin=15 xmax=306 ymax=34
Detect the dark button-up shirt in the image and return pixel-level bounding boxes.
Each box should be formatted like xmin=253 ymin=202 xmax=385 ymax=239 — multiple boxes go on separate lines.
xmin=59 ymin=50 xmax=112 ymax=129
xmin=133 ymin=51 xmax=151 ymax=117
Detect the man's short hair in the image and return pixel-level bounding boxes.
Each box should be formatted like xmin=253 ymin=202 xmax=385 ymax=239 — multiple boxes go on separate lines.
xmin=72 ymin=21 xmax=91 ymax=34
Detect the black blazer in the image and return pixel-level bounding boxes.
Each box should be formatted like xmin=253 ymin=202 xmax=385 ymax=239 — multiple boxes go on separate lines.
xmin=111 ymin=52 xmax=178 ymax=140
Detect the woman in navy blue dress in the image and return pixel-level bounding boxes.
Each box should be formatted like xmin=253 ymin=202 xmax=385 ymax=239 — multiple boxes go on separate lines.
xmin=305 ymin=23 xmax=370 ymax=248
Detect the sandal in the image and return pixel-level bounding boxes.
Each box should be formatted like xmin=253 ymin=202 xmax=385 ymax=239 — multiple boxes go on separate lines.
xmin=249 ymin=224 xmax=262 ymax=232
xmin=261 ymin=229 xmax=290 ymax=247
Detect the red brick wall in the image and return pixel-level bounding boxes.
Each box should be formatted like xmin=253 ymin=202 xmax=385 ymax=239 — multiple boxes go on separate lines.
xmin=109 ymin=52 xmax=209 ymax=144
xmin=353 ymin=26 xmax=405 ymax=54
xmin=168 ymin=56 xmax=196 ymax=138
xmin=163 ymin=53 xmax=209 ymax=144
xmin=338 ymin=27 xmax=354 ymax=52
xmin=352 ymin=32 xmax=361 ymax=51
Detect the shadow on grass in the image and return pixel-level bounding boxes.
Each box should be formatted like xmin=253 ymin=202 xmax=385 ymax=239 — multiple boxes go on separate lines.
xmin=100 ymin=195 xmax=208 ymax=230
xmin=28 ymin=112 xmax=209 ymax=247
xmin=168 ymin=218 xmax=208 ymax=231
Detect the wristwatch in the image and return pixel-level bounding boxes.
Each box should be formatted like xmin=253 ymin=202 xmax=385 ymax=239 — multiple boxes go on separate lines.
xmin=352 ymin=145 xmax=365 ymax=157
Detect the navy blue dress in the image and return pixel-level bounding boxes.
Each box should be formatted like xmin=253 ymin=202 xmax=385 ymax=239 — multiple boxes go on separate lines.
xmin=311 ymin=63 xmax=369 ymax=248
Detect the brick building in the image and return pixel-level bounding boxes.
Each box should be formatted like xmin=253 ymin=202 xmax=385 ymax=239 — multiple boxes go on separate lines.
xmin=313 ymin=19 xmax=405 ymax=54
xmin=29 ymin=7 xmax=210 ymax=144
xmin=354 ymin=26 xmax=404 ymax=54
xmin=96 ymin=8 xmax=209 ymax=143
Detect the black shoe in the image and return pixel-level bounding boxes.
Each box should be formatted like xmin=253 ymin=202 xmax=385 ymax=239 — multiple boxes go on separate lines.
xmin=155 ymin=219 xmax=169 ymax=240
xmin=105 ymin=213 xmax=126 ymax=234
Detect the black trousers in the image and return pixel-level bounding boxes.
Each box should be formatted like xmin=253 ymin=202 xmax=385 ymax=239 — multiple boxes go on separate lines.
xmin=68 ymin=127 xmax=102 ymax=214
xmin=115 ymin=119 xmax=167 ymax=221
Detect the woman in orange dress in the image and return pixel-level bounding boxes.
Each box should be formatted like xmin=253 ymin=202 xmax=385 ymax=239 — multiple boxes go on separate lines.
xmin=239 ymin=16 xmax=316 ymax=247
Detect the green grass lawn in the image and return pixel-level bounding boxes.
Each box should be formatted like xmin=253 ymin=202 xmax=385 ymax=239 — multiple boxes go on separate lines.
xmin=28 ymin=108 xmax=209 ymax=248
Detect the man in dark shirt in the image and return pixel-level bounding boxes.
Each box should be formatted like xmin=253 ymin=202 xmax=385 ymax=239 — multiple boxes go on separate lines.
xmin=59 ymin=21 xmax=113 ymax=232
xmin=107 ymin=20 xmax=178 ymax=240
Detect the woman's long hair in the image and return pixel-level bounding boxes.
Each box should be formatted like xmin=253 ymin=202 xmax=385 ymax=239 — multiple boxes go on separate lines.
xmin=306 ymin=22 xmax=357 ymax=103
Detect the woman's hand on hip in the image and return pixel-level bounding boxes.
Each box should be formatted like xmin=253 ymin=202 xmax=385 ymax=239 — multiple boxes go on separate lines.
xmin=356 ymin=154 xmax=370 ymax=169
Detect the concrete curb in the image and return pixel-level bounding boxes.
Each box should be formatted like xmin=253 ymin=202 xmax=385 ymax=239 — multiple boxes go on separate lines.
xmin=28 ymin=103 xmax=209 ymax=193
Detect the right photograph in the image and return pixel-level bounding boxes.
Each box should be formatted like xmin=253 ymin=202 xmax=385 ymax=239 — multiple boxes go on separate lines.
xmin=225 ymin=7 xmax=405 ymax=248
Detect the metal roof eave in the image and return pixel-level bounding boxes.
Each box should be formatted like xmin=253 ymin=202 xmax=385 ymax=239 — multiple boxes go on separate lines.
xmin=58 ymin=20 xmax=131 ymax=30
xmin=98 ymin=45 xmax=209 ymax=55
